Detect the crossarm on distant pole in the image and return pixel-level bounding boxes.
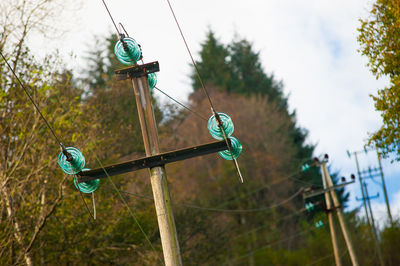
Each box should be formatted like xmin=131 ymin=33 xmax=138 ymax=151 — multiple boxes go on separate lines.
xmin=302 ymin=180 xmax=355 ymax=199
xmin=77 ymin=140 xmax=229 ymax=182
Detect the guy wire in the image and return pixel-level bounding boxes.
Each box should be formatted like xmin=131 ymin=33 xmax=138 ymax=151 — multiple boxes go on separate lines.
xmin=154 ymin=86 xmax=208 ymax=121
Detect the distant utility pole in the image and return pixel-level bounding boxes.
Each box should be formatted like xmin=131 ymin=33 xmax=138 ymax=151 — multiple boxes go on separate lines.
xmin=377 ymin=153 xmax=393 ymax=224
xmin=321 ymin=165 xmax=342 ymax=266
xmin=304 ymin=155 xmax=358 ymax=266
xmin=348 ymin=149 xmax=392 ymax=225
xmin=348 ymin=151 xmax=372 ymax=228
xmin=319 ymin=155 xmax=359 ymax=266
xmin=356 ymin=183 xmax=384 ymax=266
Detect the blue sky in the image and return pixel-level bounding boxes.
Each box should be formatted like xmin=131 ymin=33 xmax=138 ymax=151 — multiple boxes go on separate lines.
xmin=25 ymin=0 xmax=400 ymax=224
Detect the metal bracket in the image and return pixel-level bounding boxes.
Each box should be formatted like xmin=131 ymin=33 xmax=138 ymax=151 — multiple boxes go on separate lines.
xmin=115 ymin=61 xmax=159 ymax=81
xmin=77 ymin=140 xmax=229 ymax=183
xmin=303 ymin=180 xmax=355 ymax=199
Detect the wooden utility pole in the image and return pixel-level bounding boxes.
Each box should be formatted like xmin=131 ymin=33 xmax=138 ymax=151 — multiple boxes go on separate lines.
xmin=320 ymin=163 xmax=342 ymax=266
xmin=74 ymin=60 xmax=239 ymax=265
xmin=352 ymin=152 xmax=372 ymax=228
xmin=321 ymin=161 xmax=359 ymax=266
xmin=363 ymin=182 xmax=385 ymax=266
xmin=377 ymin=153 xmax=393 ymax=225
xmin=130 ymin=70 xmax=182 ymax=265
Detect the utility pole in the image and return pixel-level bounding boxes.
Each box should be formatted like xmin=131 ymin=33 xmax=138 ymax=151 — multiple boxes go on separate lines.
xmin=349 ymin=151 xmax=372 ymax=228
xmin=321 ymin=156 xmax=359 ymax=266
xmin=363 ymin=182 xmax=385 ymax=266
xmin=377 ymin=153 xmax=393 ymax=224
xmin=348 ymin=148 xmax=392 ymax=225
xmin=130 ymin=71 xmax=182 ymax=265
xmin=304 ymin=157 xmax=356 ymax=266
xmin=77 ymin=62 xmax=238 ymax=265
xmin=320 ymin=163 xmax=342 ymax=266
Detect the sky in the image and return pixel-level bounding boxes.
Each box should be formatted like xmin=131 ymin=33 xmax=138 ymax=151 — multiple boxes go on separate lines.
xmin=26 ymin=0 xmax=400 ymax=224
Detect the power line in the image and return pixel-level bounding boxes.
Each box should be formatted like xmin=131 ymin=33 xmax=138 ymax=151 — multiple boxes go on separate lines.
xmin=53 ymin=94 xmax=163 ymax=263
xmin=163 ymin=0 xmax=215 ymax=112
xmin=100 ymin=0 xmax=121 ymax=36
xmin=163 ymin=0 xmax=244 ymax=183
xmin=154 ymin=86 xmax=208 ymax=121
xmin=0 ymin=51 xmax=64 ymax=147
xmin=111 ymin=186 xmax=304 ymax=213
xmin=225 ymin=228 xmax=314 ymax=265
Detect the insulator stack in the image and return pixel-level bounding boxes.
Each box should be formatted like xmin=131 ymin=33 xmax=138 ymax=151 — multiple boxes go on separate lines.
xmin=207 ymin=113 xmax=242 ymax=160
xmin=57 ymin=147 xmax=86 ymax=175
xmin=305 ymin=202 xmax=315 ymax=212
xmin=315 ymin=220 xmax=324 ymax=229
xmin=301 ymin=163 xmax=310 ymax=172
xmin=57 ymin=147 xmax=100 ymax=193
xmin=148 ymin=72 xmax=157 ymax=91
xmin=114 ymin=37 xmax=141 ymax=65
xmin=74 ymin=168 xmax=100 ymax=193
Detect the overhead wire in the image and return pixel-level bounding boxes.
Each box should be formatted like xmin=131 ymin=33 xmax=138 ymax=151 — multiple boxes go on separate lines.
xmin=225 ymin=228 xmax=315 ymax=265
xmin=163 ymin=0 xmax=244 ymax=182
xmin=108 ymin=186 xmax=304 ymax=213
xmin=232 ymin=208 xmax=308 ymax=240
xmin=53 ymin=93 xmax=163 ymax=263
xmin=1 ymin=50 xmax=99 ymax=226
xmin=154 ymin=86 xmax=208 ymax=121
xmin=0 ymin=51 xmax=64 ymax=147
xmin=100 ymin=0 xmax=121 ymax=36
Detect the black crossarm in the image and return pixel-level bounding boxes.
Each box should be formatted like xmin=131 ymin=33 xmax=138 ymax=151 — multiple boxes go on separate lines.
xmin=77 ymin=139 xmax=229 ymax=183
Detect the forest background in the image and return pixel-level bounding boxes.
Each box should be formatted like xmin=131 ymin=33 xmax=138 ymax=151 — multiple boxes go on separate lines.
xmin=1 ymin=0 xmax=400 ymax=265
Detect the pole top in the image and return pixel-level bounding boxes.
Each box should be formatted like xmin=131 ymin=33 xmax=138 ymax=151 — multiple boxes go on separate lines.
xmin=115 ymin=61 xmax=159 ymax=81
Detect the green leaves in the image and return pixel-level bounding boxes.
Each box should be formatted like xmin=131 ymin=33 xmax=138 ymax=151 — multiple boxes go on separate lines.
xmin=358 ymin=0 xmax=400 ymax=158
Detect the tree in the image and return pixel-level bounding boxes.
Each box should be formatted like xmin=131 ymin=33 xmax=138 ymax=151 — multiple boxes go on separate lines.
xmin=358 ymin=0 xmax=400 ymax=158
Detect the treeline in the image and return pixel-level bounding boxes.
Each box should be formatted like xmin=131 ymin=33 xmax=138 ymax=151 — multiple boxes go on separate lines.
xmin=1 ymin=2 xmax=400 ymax=264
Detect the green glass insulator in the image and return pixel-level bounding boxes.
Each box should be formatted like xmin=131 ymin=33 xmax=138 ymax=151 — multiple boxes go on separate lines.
xmin=315 ymin=220 xmax=324 ymax=229
xmin=218 ymin=137 xmax=242 ymax=160
xmin=57 ymin=147 xmax=85 ymax=175
xmin=73 ymin=168 xmax=100 ymax=194
xmin=114 ymin=37 xmax=141 ymax=65
xmin=148 ymin=72 xmax=157 ymax=91
xmin=302 ymin=163 xmax=310 ymax=172
xmin=305 ymin=202 xmax=314 ymax=212
xmin=207 ymin=112 xmax=234 ymax=140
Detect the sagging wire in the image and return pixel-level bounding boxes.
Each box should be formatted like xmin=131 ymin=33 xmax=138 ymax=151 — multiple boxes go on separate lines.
xmin=225 ymin=228 xmax=315 ymax=266
xmin=108 ymin=186 xmax=304 ymax=213
xmin=154 ymin=86 xmax=208 ymax=121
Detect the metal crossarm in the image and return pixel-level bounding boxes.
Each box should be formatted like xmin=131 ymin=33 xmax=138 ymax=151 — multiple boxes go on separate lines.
xmin=303 ymin=180 xmax=355 ymax=199
xmin=77 ymin=140 xmax=229 ymax=182
xmin=115 ymin=61 xmax=159 ymax=80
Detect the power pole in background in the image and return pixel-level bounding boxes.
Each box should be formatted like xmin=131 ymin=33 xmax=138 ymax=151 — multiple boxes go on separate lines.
xmin=377 ymin=153 xmax=393 ymax=224
xmin=356 ymin=183 xmax=385 ymax=266
xmin=321 ymin=164 xmax=342 ymax=266
xmin=348 ymin=151 xmax=372 ymax=228
xmin=348 ymin=149 xmax=392 ymax=225
xmin=320 ymin=156 xmax=359 ymax=266
xmin=304 ymin=155 xmax=357 ymax=266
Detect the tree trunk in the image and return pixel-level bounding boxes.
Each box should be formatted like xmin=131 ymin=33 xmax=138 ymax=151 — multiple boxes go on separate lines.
xmin=1 ymin=185 xmax=34 ymax=266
